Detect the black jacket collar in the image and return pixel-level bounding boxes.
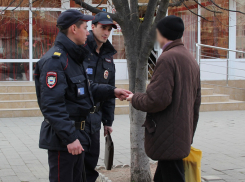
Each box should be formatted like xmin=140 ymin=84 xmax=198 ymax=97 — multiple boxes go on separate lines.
xmin=86 ymin=30 xmax=117 ymax=57
xmin=55 ymin=32 xmax=89 ymax=64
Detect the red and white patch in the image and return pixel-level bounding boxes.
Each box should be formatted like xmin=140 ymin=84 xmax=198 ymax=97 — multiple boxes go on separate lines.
xmin=105 ymin=58 xmax=111 ymax=63
xmin=46 ymin=72 xmax=57 ymax=89
xmin=104 ymin=70 xmax=109 ymax=79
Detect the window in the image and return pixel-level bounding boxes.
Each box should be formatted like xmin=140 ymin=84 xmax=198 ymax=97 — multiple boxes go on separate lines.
xmin=0 ymin=0 xmax=29 ymax=7
xmin=32 ymin=11 xmax=60 ymax=59
xmin=92 ymin=0 xmax=107 ymax=4
xmin=0 ymin=10 xmax=29 ymax=59
xmin=236 ymin=0 xmax=245 ymax=58
xmin=32 ymin=0 xmax=61 ymax=8
xmin=168 ymin=1 xmax=198 ymax=57
xmin=112 ymin=23 xmax=126 ymax=59
xmin=200 ymin=0 xmax=229 ymax=59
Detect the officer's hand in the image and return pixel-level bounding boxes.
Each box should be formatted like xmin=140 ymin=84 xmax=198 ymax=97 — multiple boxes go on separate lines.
xmin=67 ymin=139 xmax=84 ymax=155
xmin=114 ymin=88 xmax=132 ymax=101
xmin=104 ymin=126 xmax=113 ymax=136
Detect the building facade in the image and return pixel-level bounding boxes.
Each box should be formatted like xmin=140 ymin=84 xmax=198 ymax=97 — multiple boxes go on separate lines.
xmin=0 ymin=0 xmax=244 ymax=81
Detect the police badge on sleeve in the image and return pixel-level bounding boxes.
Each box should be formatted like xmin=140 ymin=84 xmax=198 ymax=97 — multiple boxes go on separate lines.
xmin=46 ymin=72 xmax=57 ymax=88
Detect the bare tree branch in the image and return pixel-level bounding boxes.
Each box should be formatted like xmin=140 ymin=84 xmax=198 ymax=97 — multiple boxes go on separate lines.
xmin=143 ymin=0 xmax=158 ymax=27
xmin=140 ymin=0 xmax=169 ymax=59
xmin=95 ymin=0 xmax=105 ymax=8
xmin=112 ymin=0 xmax=130 ymax=19
xmin=209 ymin=0 xmax=245 ymax=15
xmin=193 ymin=0 xmax=222 ymax=13
xmin=130 ymin=0 xmax=139 ymax=22
xmin=12 ymin=0 xmax=24 ymax=11
xmin=182 ymin=2 xmax=213 ymax=22
xmin=154 ymin=0 xmax=169 ymax=23
xmin=74 ymin=0 xmax=119 ymax=22
xmin=2 ymin=0 xmax=16 ymax=11
xmin=168 ymin=0 xmax=184 ymax=7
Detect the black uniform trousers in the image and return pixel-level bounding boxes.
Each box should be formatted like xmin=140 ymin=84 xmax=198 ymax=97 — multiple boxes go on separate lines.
xmin=84 ymin=130 xmax=100 ymax=182
xmin=154 ymin=159 xmax=185 ymax=182
xmin=48 ymin=150 xmax=85 ymax=182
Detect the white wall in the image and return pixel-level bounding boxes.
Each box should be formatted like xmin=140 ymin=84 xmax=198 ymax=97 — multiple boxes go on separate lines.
xmin=200 ymin=59 xmax=245 ymax=81
xmin=114 ymin=59 xmax=128 ymax=80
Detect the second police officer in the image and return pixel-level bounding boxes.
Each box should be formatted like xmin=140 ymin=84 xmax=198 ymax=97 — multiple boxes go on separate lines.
xmin=83 ymin=12 xmax=118 ymax=182
xmin=34 ymin=10 xmax=131 ymax=182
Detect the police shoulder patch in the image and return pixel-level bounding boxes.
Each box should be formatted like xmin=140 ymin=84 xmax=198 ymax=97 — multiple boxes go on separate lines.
xmin=46 ymin=72 xmax=57 ymax=88
xmin=52 ymin=52 xmax=62 ymax=59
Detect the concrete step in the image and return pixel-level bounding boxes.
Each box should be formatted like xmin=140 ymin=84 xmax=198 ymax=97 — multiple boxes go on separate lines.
xmin=0 ymin=92 xmax=36 ymax=100
xmin=0 ymin=100 xmax=244 ymax=117
xmin=0 ymin=108 xmax=42 ymax=117
xmin=0 ymin=100 xmax=38 ymax=108
xmin=0 ymin=85 xmax=35 ymax=93
xmin=0 ymin=105 xmax=130 ymax=117
xmin=201 ymin=94 xmax=230 ymax=102
xmin=200 ymin=100 xmax=245 ymax=112
xmin=201 ymin=88 xmax=214 ymax=95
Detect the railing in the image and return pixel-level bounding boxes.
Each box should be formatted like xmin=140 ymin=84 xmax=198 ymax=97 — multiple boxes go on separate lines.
xmin=196 ymin=43 xmax=245 ymax=88
xmin=148 ymin=50 xmax=157 ymax=78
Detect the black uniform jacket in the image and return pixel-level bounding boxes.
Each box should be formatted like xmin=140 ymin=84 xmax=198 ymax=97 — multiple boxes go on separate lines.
xmin=84 ymin=31 xmax=117 ymax=134
xmin=34 ymin=32 xmax=115 ymax=151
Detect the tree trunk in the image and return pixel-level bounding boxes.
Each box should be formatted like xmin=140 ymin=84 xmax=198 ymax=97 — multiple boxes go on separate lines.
xmin=126 ymin=41 xmax=152 ymax=181
xmin=130 ymin=106 xmax=151 ymax=182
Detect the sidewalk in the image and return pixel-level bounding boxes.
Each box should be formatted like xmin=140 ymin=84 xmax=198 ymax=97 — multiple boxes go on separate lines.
xmin=0 ymin=111 xmax=245 ymax=181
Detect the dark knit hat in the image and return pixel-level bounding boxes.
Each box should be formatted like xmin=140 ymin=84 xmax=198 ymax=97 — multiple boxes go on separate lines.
xmin=156 ymin=15 xmax=184 ymax=40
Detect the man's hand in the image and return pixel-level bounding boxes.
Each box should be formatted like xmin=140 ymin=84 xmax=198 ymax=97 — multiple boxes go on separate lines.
xmin=67 ymin=139 xmax=84 ymax=155
xmin=126 ymin=93 xmax=134 ymax=103
xmin=114 ymin=88 xmax=132 ymax=101
xmin=104 ymin=126 xmax=113 ymax=136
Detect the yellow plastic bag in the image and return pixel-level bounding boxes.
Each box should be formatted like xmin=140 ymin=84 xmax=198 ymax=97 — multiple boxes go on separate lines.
xmin=183 ymin=146 xmax=202 ymax=182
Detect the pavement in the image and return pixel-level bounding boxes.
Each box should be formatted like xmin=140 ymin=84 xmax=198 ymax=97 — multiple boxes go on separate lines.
xmin=0 ymin=110 xmax=245 ymax=182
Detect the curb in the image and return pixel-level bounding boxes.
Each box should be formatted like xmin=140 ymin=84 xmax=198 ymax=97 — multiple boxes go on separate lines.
xmin=96 ymin=164 xmax=130 ymax=170
xmin=96 ymin=173 xmax=112 ymax=182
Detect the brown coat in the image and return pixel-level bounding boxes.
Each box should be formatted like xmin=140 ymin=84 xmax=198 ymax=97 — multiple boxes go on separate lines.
xmin=132 ymin=39 xmax=201 ymax=160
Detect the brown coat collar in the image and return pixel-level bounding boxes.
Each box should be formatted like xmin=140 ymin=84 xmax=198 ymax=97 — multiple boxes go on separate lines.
xmin=163 ymin=39 xmax=184 ymax=52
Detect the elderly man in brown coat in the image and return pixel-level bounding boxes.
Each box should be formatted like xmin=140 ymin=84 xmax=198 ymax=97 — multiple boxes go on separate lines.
xmin=127 ymin=15 xmax=201 ymax=182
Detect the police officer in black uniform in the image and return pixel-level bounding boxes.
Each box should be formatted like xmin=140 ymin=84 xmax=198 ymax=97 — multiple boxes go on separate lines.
xmin=83 ymin=12 xmax=118 ymax=182
xmin=34 ymin=10 xmax=131 ymax=182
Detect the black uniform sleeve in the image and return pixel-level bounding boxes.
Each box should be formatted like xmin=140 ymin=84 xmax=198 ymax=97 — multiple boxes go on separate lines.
xmin=35 ymin=58 xmax=78 ymax=146
xmin=101 ymin=65 xmax=116 ymax=126
xmin=89 ymin=81 xmax=115 ymax=102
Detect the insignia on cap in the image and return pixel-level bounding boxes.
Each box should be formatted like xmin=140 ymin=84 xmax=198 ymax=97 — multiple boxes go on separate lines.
xmin=104 ymin=70 xmax=109 ymax=79
xmin=46 ymin=72 xmax=57 ymax=89
xmin=107 ymin=15 xmax=110 ymax=19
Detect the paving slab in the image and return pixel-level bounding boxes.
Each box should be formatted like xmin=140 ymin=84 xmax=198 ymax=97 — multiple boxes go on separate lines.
xmin=0 ymin=110 xmax=245 ymax=181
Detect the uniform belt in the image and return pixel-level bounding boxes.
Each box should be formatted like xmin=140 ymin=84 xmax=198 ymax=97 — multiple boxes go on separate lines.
xmin=90 ymin=103 xmax=101 ymax=113
xmin=75 ymin=121 xmax=85 ymax=130
xmin=45 ymin=117 xmax=86 ymax=130
xmin=69 ymin=116 xmax=86 ymax=130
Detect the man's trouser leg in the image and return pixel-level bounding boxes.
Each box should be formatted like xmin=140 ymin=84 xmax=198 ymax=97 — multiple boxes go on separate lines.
xmin=48 ymin=150 xmax=85 ymax=182
xmin=153 ymin=159 xmax=185 ymax=182
xmin=84 ymin=130 xmax=100 ymax=182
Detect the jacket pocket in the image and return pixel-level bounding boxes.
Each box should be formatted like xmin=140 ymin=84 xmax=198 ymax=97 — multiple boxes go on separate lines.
xmin=142 ymin=114 xmax=157 ymax=134
xmin=103 ymin=61 xmax=115 ymax=72
xmin=70 ymin=75 xmax=88 ymax=98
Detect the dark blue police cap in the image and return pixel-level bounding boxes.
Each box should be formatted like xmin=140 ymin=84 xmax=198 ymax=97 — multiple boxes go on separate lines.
xmin=92 ymin=12 xmax=117 ymax=29
xmin=57 ymin=9 xmax=95 ymax=30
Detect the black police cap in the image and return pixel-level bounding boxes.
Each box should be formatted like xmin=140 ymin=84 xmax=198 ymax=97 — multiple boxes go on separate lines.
xmin=92 ymin=12 xmax=117 ymax=29
xmin=57 ymin=9 xmax=95 ymax=30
